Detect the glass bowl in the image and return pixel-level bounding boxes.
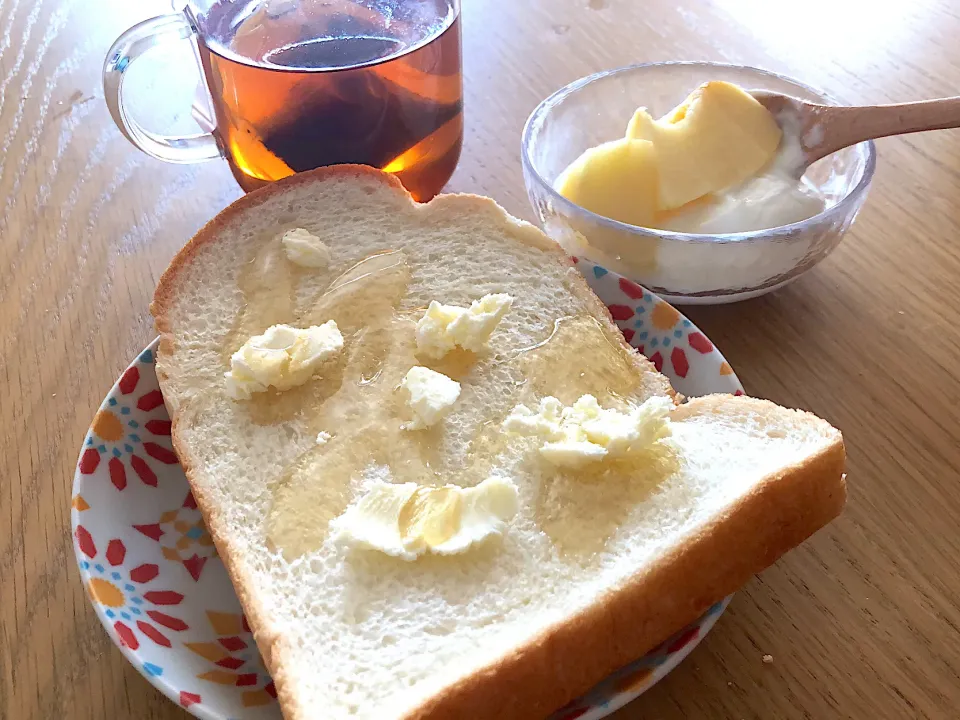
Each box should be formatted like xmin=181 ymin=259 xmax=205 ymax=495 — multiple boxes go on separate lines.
xmin=521 ymin=62 xmax=876 ymax=304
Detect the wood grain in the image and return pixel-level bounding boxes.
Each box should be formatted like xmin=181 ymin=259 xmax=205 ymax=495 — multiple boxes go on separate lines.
xmin=2 ymin=0 xmax=959 ymax=718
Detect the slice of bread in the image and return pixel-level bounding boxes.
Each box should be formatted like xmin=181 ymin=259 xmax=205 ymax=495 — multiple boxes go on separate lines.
xmin=151 ymin=166 xmax=845 ymax=720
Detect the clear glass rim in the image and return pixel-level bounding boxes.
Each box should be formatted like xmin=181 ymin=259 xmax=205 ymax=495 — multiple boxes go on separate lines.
xmin=187 ymin=0 xmax=461 ymax=74
xmin=520 ymin=60 xmax=877 ymax=244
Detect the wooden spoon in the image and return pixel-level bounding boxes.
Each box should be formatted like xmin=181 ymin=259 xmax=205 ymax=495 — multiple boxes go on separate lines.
xmin=750 ymin=91 xmax=960 ymax=175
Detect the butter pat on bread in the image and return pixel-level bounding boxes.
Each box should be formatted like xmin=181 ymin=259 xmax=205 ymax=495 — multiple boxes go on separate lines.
xmin=281 ymin=227 xmax=331 ymax=268
xmin=399 ymin=366 xmax=461 ymax=430
xmin=504 ymin=394 xmax=673 ymax=468
xmin=331 ymin=477 xmax=520 ymax=560
xmin=415 ymin=293 xmax=514 ymax=359
xmin=224 ymin=321 xmax=343 ymax=400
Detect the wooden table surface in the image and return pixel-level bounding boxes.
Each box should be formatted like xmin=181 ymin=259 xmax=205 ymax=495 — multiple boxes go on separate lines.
xmin=3 ymin=0 xmax=960 ymax=717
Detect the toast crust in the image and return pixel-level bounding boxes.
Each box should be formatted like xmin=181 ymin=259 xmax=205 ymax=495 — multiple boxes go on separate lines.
xmin=152 ymin=167 xmax=843 ymax=720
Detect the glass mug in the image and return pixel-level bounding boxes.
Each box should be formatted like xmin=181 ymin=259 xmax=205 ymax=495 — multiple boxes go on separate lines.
xmin=104 ymin=0 xmax=463 ymax=201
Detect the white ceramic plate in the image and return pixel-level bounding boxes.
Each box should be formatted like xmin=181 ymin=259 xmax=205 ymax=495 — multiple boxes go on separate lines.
xmin=72 ymin=260 xmax=743 ymax=719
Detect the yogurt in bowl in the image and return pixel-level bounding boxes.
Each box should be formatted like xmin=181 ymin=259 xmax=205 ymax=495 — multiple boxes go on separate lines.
xmin=521 ymin=62 xmax=876 ymax=304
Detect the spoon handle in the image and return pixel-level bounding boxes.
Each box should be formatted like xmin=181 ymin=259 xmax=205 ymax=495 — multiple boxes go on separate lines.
xmin=805 ymin=96 xmax=960 ymax=163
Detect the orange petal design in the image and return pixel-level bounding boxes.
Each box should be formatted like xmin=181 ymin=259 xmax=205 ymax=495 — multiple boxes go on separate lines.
xmin=650 ymin=301 xmax=681 ymax=330
xmin=185 ymin=642 xmax=227 ymax=663
xmin=92 ymin=410 xmax=124 ymax=442
xmin=198 ymin=670 xmax=238 ymax=685
xmin=176 ymin=536 xmax=192 ymax=550
xmin=242 ymin=689 xmax=275 ymax=707
xmin=174 ymin=520 xmax=191 ymax=533
xmin=207 ymin=611 xmax=244 ymax=635
xmin=162 ymin=546 xmax=181 ymax=561
xmin=719 ymin=361 xmax=733 ymax=376
xmin=88 ymin=578 xmax=125 ymax=608
xmin=72 ymin=495 xmax=90 ymax=511
xmin=159 ymin=510 xmax=178 ymax=524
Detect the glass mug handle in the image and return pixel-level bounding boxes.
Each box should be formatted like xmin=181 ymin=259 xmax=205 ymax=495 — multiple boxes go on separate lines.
xmin=103 ymin=14 xmax=221 ymax=164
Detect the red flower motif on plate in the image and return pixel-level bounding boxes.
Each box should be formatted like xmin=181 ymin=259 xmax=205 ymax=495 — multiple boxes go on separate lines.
xmin=77 ymin=350 xmax=177 ymax=491
xmin=75 ymin=527 xmax=189 ymax=649
xmin=185 ymin=611 xmax=277 ymax=707
xmin=134 ymin=491 xmax=217 ymax=581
